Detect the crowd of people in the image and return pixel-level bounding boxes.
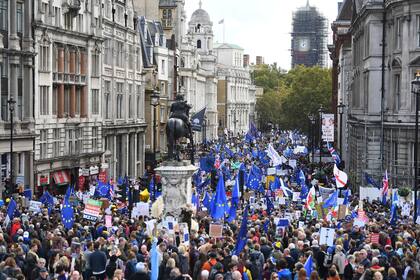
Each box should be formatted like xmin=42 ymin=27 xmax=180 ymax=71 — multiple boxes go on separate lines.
xmin=0 ymin=130 xmax=418 ymax=280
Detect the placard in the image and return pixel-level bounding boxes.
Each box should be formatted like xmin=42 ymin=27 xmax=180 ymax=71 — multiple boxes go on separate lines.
xmin=370 ymin=233 xmax=379 ymax=244
xmin=209 ymin=223 xmax=223 ymax=238
xmin=105 ymin=215 xmax=112 ymax=228
xmin=278 ymin=197 xmax=286 ymax=205
xmin=298 ymin=221 xmax=305 ymax=229
xmin=267 ymin=168 xmax=276 ymax=175
xmin=338 ymin=205 xmax=347 ymax=220
xmin=29 ymin=201 xmax=42 ymax=213
xmin=288 ymin=159 xmax=297 ymax=169
xmin=83 ymin=199 xmax=103 ymax=221
xmin=292 ymin=192 xmax=300 ymax=202
xmin=319 ymin=227 xmax=335 ymax=246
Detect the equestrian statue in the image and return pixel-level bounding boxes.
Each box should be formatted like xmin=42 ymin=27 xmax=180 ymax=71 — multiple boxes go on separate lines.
xmin=166 ymin=94 xmax=195 ymax=164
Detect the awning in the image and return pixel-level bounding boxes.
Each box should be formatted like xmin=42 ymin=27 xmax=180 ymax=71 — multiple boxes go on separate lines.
xmin=52 ymin=171 xmax=70 ymax=185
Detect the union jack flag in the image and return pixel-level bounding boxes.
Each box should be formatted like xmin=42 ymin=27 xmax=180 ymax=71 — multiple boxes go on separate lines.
xmin=327 ymin=142 xmax=341 ymax=165
xmin=382 ymin=170 xmax=389 ymax=205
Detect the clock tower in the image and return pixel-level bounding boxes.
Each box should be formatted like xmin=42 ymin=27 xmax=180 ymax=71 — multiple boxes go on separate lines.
xmin=291 ymin=1 xmax=328 ymax=68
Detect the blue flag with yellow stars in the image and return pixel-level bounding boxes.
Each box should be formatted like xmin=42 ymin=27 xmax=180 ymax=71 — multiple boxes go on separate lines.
xmin=233 ymin=205 xmax=249 ymax=256
xmin=246 ymin=165 xmax=262 ymax=190
xmin=61 ymin=191 xmax=74 ymax=230
xmin=210 ymin=174 xmax=228 ymax=220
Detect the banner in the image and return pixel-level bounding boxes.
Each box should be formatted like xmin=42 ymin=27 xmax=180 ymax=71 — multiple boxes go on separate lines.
xmin=191 ymin=107 xmax=206 ymax=132
xmin=209 ymin=223 xmax=223 ymax=238
xmin=83 ymin=199 xmax=103 ymax=221
xmin=29 ymin=201 xmax=42 ymax=213
xmin=321 ymin=113 xmax=335 ymax=142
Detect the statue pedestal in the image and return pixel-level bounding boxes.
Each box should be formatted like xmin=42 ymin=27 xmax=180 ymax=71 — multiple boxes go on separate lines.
xmin=155 ymin=160 xmax=198 ymax=218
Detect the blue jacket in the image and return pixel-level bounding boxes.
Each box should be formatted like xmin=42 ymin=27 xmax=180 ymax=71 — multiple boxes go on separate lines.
xmin=278 ymin=269 xmax=292 ymax=280
xmin=89 ymin=250 xmax=107 ymax=274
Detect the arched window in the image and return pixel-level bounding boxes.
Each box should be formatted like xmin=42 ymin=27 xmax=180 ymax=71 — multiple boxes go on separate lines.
xmin=197 ymin=40 xmax=201 ymax=49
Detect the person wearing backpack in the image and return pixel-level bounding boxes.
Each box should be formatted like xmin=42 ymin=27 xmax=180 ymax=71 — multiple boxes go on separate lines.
xmin=208 ymin=262 xmax=224 ymax=280
xmin=202 ymin=252 xmax=219 ymax=273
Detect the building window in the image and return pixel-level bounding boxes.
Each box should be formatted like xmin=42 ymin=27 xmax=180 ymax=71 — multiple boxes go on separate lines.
xmin=40 ymin=130 xmax=48 ymax=159
xmin=92 ymin=127 xmax=98 ymax=152
xmin=54 ymin=7 xmax=61 ymax=27
xmin=76 ymin=87 xmax=81 ymax=115
xmin=197 ymin=40 xmax=202 ymax=49
xmin=64 ymin=13 xmax=73 ymax=30
xmin=116 ymin=82 xmax=124 ymax=119
xmin=0 ymin=0 xmax=7 ymax=31
xmin=128 ymin=84 xmax=133 ymax=118
xmin=92 ymin=51 xmax=99 ymax=76
xmin=395 ymin=17 xmax=402 ymax=50
xmin=52 ymin=86 xmax=57 ymax=115
xmin=16 ymin=3 xmax=23 ymax=33
xmin=77 ymin=14 xmax=83 ymax=32
xmin=394 ymin=74 xmax=401 ymax=110
xmin=91 ymin=89 xmax=99 ymax=115
xmin=162 ymin=9 xmax=172 ymax=28
xmin=136 ymin=48 xmax=141 ymax=71
xmin=116 ymin=41 xmax=124 ymax=68
xmin=104 ymin=80 xmax=111 ymax=119
xmin=136 ymin=85 xmax=143 ymax=119
xmin=52 ymin=129 xmax=60 ymax=157
xmin=161 ymin=60 xmax=165 ymax=75
xmin=67 ymin=129 xmax=80 ymax=155
xmin=39 ymin=45 xmax=50 ymax=71
xmin=64 ymin=87 xmax=70 ymax=116
xmin=104 ymin=39 xmax=112 ymax=65
xmin=128 ymin=45 xmax=134 ymax=70
xmin=39 ymin=86 xmax=49 ymax=115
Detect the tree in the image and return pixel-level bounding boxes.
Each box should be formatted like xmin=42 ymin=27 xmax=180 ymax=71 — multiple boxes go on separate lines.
xmin=255 ymin=65 xmax=331 ymax=132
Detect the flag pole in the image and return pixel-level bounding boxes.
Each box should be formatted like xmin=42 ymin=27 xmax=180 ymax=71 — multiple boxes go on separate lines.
xmin=223 ymin=20 xmax=225 ymax=43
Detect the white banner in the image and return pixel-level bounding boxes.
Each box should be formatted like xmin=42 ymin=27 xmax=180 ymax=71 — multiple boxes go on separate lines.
xmin=321 ymin=113 xmax=335 ymax=142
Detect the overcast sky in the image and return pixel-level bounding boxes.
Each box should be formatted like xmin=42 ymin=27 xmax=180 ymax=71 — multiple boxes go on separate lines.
xmin=184 ymin=0 xmax=340 ymax=70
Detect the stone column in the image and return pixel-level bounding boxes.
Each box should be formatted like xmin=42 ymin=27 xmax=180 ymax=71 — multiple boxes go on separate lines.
xmin=9 ymin=0 xmax=19 ymax=51
xmin=155 ymin=161 xmax=198 ymax=217
xmin=23 ymin=0 xmax=33 ymax=121
xmin=121 ymin=134 xmax=127 ymax=176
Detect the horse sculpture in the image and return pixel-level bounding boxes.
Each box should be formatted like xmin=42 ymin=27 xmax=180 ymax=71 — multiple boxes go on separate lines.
xmin=166 ymin=95 xmax=195 ymax=164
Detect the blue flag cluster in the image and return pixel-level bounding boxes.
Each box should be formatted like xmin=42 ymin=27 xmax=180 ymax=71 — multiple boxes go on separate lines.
xmin=210 ymin=175 xmax=228 ymax=220
xmin=233 ymin=206 xmax=249 ymax=256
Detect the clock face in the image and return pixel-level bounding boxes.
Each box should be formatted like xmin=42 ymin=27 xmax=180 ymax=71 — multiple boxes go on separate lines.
xmin=297 ymin=37 xmax=310 ymax=52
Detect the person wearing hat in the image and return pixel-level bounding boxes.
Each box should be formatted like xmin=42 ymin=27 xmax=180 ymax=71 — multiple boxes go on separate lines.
xmin=332 ymin=245 xmax=346 ymax=278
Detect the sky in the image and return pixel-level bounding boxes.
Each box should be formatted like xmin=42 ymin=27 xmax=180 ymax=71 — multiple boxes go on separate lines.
xmin=184 ymin=0 xmax=340 ymax=70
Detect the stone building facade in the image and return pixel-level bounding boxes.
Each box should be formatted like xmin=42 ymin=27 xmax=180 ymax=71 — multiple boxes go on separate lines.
xmin=332 ymin=0 xmax=420 ymax=187
xmin=215 ymin=43 xmax=254 ymax=136
xmin=101 ymin=0 xmax=147 ymax=180
xmin=33 ymin=0 xmax=104 ymax=191
xmin=0 ymin=0 xmax=35 ymax=190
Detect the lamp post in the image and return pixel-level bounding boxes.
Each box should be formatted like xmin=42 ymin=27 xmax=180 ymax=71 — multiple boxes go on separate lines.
xmin=412 ymin=71 xmax=420 ymax=222
xmin=7 ymin=97 xmax=16 ymax=194
xmin=150 ymin=90 xmax=160 ymax=165
xmin=318 ymin=106 xmax=325 ymax=164
xmin=337 ymin=102 xmax=346 ymax=155
xmin=308 ymin=114 xmax=316 ymax=163
xmin=202 ymin=117 xmax=207 ymax=144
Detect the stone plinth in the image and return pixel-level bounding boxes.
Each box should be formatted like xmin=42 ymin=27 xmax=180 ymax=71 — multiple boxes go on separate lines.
xmin=155 ymin=160 xmax=198 ymax=218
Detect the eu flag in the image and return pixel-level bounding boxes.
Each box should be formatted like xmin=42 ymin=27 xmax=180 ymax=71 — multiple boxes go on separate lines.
xmin=39 ymin=191 xmax=54 ymax=214
xmin=95 ymin=181 xmax=111 ymax=199
xmin=233 ymin=206 xmax=249 ymax=256
xmin=323 ymin=190 xmax=338 ymax=209
xmin=246 ymin=165 xmax=262 ymax=191
xmin=227 ymin=202 xmax=237 ymax=223
xmin=61 ymin=190 xmax=74 ymax=230
xmin=202 ymin=191 xmax=212 ymax=210
xmin=210 ymin=174 xmax=228 ymax=220
xmin=265 ymin=193 xmax=274 ymax=215
xmin=390 ymin=191 xmax=399 ymax=226
xmin=4 ymin=198 xmax=19 ymax=227
xmin=231 ymin=175 xmax=240 ymax=205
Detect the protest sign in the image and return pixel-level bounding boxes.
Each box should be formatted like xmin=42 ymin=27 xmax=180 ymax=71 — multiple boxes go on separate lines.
xmin=292 ymin=192 xmax=300 ymax=202
xmin=319 ymin=227 xmax=335 ymax=246
xmin=209 ymin=223 xmax=223 ymax=238
xmin=29 ymin=200 xmax=42 ymax=213
xmin=338 ymin=205 xmax=347 ymax=220
xmin=267 ymin=168 xmax=276 ymax=175
xmin=105 ymin=215 xmax=112 ymax=228
xmin=370 ymin=233 xmax=379 ymax=244
xmin=83 ymin=199 xmax=103 ymax=221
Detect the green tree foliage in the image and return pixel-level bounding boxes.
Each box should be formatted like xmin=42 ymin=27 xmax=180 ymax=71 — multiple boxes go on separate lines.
xmin=255 ymin=65 xmax=331 ymax=132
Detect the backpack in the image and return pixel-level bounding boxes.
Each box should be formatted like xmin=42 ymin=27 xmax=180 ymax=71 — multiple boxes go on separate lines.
xmin=208 ymin=262 xmax=223 ymax=280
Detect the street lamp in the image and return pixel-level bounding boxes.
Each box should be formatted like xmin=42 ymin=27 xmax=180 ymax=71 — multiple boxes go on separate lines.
xmin=150 ymin=90 xmax=160 ymax=164
xmin=318 ymin=106 xmax=325 ymax=164
xmin=308 ymin=114 xmax=316 ymax=163
xmin=411 ymin=71 xmax=420 ymax=222
xmin=202 ymin=116 xmax=207 ymax=144
xmin=7 ymin=97 xmax=16 ymax=194
xmin=337 ymin=102 xmax=346 ymax=156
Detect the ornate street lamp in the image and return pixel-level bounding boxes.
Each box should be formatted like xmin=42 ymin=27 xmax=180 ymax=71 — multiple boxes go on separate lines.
xmin=150 ymin=90 xmax=160 ymax=158
xmin=318 ymin=106 xmax=325 ymax=164
xmin=7 ymin=97 xmax=16 ymax=194
xmin=308 ymin=114 xmax=316 ymax=163
xmin=411 ymin=71 xmax=420 ymax=222
xmin=337 ymin=102 xmax=346 ymax=156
